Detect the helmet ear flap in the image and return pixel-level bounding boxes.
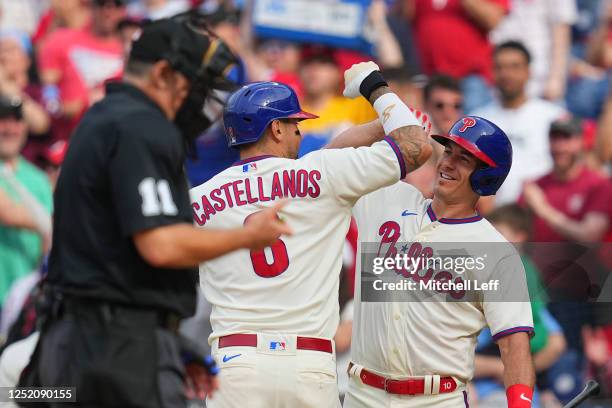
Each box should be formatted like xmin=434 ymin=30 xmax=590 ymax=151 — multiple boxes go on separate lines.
xmin=470 ymin=166 xmax=509 ymax=196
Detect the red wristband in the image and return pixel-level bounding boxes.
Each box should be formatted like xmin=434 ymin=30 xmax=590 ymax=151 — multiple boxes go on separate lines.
xmin=506 ymin=384 xmax=533 ymax=408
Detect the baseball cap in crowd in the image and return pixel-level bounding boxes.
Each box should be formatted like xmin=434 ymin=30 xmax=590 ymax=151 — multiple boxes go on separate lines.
xmin=549 ymin=115 xmax=583 ymax=138
xmin=129 ymin=18 xmax=214 ymax=81
xmin=0 ymin=96 xmax=23 ymax=120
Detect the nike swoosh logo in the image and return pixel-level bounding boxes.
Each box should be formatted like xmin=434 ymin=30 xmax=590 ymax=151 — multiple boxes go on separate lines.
xmin=520 ymin=393 xmax=532 ymax=403
xmin=222 ymin=354 xmax=242 ymax=363
xmin=402 ymin=210 xmax=418 ymax=216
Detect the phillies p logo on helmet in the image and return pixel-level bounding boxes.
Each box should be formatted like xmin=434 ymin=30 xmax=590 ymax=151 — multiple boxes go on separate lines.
xmin=458 ymin=117 xmax=477 ymax=133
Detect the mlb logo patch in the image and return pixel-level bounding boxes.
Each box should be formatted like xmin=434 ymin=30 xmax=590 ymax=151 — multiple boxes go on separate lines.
xmin=269 ymin=341 xmax=286 ymax=350
xmin=242 ymin=163 xmax=257 ymax=173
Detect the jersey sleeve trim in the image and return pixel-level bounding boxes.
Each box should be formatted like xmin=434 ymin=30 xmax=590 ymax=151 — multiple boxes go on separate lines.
xmin=383 ymin=136 xmax=406 ymax=179
xmin=492 ymin=326 xmax=535 ymax=342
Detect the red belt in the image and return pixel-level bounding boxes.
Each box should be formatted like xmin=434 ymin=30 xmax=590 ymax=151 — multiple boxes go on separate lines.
xmin=349 ymin=363 xmax=457 ymax=395
xmin=218 ymin=333 xmax=333 ymax=354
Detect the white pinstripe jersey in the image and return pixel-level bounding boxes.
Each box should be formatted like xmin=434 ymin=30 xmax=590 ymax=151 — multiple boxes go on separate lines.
xmin=351 ymin=182 xmax=533 ymax=382
xmin=190 ymin=139 xmax=405 ymax=344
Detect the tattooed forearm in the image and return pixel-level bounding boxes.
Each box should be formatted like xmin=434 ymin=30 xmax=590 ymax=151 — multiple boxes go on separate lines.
xmin=369 ymin=86 xmax=432 ymax=173
xmin=388 ymin=126 xmax=432 ymax=172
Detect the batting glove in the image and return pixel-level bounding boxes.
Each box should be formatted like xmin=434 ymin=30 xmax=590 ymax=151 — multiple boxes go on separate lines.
xmin=343 ymin=61 xmax=387 ymax=100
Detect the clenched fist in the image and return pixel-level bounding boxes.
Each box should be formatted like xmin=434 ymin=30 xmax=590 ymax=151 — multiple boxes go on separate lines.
xmin=343 ymin=61 xmax=381 ymax=99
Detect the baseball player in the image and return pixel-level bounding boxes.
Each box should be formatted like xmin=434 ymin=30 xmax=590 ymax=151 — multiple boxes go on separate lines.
xmin=190 ymin=64 xmax=433 ymax=408
xmin=339 ymin=68 xmax=535 ymax=406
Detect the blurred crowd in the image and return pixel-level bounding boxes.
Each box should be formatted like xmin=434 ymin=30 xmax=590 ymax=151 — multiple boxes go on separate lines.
xmin=0 ymin=0 xmax=611 ymax=407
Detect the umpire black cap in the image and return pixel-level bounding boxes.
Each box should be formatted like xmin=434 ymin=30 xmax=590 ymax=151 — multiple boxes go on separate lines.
xmin=129 ymin=18 xmax=212 ymax=81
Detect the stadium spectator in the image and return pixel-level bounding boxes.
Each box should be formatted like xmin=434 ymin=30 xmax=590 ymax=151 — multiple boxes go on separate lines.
xmin=473 ymin=204 xmax=566 ymax=408
xmin=472 ymin=41 xmax=566 ymax=206
xmin=37 ymin=0 xmax=125 ymax=142
xmin=0 ymin=32 xmax=50 ymax=136
xmin=297 ymin=47 xmax=377 ymax=156
xmin=0 ymin=31 xmax=52 ymax=169
xmin=0 ymin=96 xmax=52 ymax=306
xmin=31 ymin=0 xmax=91 ymax=46
xmin=248 ymin=39 xmax=303 ymax=94
xmin=565 ymin=0 xmax=609 ymax=119
xmin=404 ymin=0 xmax=509 ymax=112
xmin=402 ymin=74 xmax=464 ymax=197
xmin=522 ymin=115 xmax=610 ymax=243
xmin=126 ymin=0 xmax=190 ymax=20
xmin=241 ymin=0 xmax=403 ymax=88
xmin=366 ymin=0 xmax=404 ymax=68
xmin=423 ymin=74 xmax=463 ymax=135
xmin=388 ymin=1 xmax=423 ymax=76
xmin=491 ymin=0 xmax=578 ymax=101
xmin=520 ymin=114 xmax=611 ymax=403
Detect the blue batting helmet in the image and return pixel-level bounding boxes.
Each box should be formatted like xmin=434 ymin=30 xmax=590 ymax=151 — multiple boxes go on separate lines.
xmin=432 ymin=116 xmax=512 ymax=196
xmin=223 ymin=82 xmax=318 ymax=147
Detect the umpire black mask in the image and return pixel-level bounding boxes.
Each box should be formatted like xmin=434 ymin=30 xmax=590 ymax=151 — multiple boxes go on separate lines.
xmin=129 ymin=16 xmax=239 ymax=154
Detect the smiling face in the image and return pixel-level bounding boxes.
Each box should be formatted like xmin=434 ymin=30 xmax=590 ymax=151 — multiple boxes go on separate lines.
xmin=433 ymin=141 xmax=481 ymax=202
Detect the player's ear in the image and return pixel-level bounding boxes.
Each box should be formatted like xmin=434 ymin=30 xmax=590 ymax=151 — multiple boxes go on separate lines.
xmin=269 ymin=120 xmax=283 ymax=143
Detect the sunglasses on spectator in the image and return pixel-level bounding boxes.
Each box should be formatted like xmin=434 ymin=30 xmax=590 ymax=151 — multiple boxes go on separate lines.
xmin=433 ymin=101 xmax=462 ymax=111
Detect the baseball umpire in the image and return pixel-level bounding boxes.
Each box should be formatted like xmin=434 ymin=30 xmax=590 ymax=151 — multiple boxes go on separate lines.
xmin=17 ymin=18 xmax=290 ymax=408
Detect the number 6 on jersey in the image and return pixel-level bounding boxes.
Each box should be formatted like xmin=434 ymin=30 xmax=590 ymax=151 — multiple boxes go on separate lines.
xmin=244 ymin=211 xmax=289 ymax=278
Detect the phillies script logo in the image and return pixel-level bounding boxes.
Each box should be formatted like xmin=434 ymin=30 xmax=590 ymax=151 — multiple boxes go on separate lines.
xmin=377 ymin=221 xmax=466 ymax=299
xmin=458 ymin=117 xmax=477 ymax=133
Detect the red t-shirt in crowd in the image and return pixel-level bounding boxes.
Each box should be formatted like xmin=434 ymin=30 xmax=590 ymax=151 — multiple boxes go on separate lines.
xmin=38 ymin=28 xmax=123 ymax=138
xmin=530 ymin=166 xmax=611 ymax=242
xmin=520 ymin=167 xmax=611 ymax=298
xmin=412 ymin=0 xmax=509 ymax=81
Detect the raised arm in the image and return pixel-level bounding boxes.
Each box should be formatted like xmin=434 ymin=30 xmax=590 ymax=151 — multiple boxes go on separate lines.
xmin=332 ymin=62 xmax=432 ymax=172
xmin=325 ymin=120 xmax=385 ymax=150
xmin=327 ymin=107 xmax=431 ymax=150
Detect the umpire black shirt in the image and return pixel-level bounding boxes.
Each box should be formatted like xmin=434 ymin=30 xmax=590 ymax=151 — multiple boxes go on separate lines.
xmin=47 ymin=82 xmax=197 ymax=318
